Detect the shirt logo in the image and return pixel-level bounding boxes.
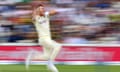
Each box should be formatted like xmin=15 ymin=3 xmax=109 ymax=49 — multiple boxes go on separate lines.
xmin=39 ymin=20 xmax=47 ymax=24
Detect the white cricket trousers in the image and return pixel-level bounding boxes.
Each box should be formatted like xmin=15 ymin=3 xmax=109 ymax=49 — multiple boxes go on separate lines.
xmin=34 ymin=36 xmax=61 ymax=61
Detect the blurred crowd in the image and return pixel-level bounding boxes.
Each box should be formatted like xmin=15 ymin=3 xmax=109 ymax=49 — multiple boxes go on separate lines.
xmin=0 ymin=0 xmax=119 ymax=44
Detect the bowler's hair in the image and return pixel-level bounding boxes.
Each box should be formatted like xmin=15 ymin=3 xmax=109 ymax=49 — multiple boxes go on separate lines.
xmin=37 ymin=4 xmax=44 ymax=7
xmin=32 ymin=4 xmax=44 ymax=9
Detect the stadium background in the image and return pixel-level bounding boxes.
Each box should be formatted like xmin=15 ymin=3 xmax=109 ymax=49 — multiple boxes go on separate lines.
xmin=0 ymin=0 xmax=120 ymax=72
xmin=0 ymin=0 xmax=119 ymax=44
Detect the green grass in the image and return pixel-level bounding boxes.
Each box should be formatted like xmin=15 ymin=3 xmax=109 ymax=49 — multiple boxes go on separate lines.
xmin=0 ymin=64 xmax=119 ymax=72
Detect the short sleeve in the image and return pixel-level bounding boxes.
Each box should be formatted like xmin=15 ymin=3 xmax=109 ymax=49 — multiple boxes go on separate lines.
xmin=35 ymin=15 xmax=40 ymax=20
xmin=45 ymin=12 xmax=49 ymax=17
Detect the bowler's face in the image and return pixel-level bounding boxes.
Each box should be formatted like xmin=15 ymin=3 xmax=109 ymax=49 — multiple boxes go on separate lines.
xmin=39 ymin=6 xmax=45 ymax=13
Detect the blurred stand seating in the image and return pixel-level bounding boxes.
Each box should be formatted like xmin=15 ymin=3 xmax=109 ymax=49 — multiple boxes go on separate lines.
xmin=0 ymin=0 xmax=119 ymax=44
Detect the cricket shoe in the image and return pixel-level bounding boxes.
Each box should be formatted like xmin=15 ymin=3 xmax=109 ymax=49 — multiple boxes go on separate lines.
xmin=25 ymin=49 xmax=34 ymax=70
xmin=47 ymin=61 xmax=58 ymax=72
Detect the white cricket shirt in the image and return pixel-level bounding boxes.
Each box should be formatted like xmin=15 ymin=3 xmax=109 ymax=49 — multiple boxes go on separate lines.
xmin=34 ymin=12 xmax=51 ymax=38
